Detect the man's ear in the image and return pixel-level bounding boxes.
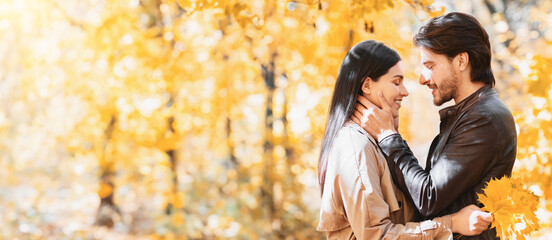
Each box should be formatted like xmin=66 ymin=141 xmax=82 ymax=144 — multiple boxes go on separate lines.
xmin=455 ymin=52 xmax=470 ymax=71
xmin=361 ymin=77 xmax=373 ymax=95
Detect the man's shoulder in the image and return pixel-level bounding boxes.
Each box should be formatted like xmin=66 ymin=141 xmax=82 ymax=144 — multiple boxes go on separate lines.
xmin=467 ymin=91 xmax=513 ymax=118
xmin=465 ymin=93 xmax=516 ymax=134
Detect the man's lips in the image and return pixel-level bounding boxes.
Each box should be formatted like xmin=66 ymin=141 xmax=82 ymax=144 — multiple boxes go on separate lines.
xmin=428 ymin=85 xmax=437 ymax=95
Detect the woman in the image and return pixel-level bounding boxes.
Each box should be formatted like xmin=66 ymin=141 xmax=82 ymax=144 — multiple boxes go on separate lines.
xmin=316 ymin=40 xmax=490 ymax=239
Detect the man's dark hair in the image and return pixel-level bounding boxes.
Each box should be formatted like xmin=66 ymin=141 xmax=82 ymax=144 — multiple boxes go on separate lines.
xmin=414 ymin=12 xmax=495 ymax=86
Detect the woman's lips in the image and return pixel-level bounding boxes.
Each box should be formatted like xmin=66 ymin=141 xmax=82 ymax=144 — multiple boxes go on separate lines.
xmin=394 ymin=99 xmax=402 ymax=108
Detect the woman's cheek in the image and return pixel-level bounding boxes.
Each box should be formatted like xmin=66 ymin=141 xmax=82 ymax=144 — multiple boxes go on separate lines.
xmin=387 ymin=97 xmax=395 ymax=108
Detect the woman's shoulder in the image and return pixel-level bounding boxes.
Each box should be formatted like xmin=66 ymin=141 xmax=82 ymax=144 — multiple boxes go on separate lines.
xmin=325 ymin=122 xmax=386 ymax=203
xmin=328 ymin=122 xmax=380 ymax=167
xmin=334 ymin=121 xmax=378 ymax=148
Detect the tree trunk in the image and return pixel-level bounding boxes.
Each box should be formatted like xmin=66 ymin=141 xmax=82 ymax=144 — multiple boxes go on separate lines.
xmin=141 ymin=0 xmax=181 ymax=217
xmin=261 ymin=54 xmax=277 ymax=232
xmin=165 ymin=149 xmax=178 ymax=213
xmin=227 ymin=117 xmax=238 ymax=167
xmin=95 ymin=116 xmax=121 ymax=227
xmin=165 ymin=117 xmax=179 ymax=215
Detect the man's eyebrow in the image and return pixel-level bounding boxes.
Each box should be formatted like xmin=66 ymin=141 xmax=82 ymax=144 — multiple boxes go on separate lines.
xmin=422 ymin=60 xmax=434 ymax=65
xmin=393 ymin=75 xmax=404 ymax=79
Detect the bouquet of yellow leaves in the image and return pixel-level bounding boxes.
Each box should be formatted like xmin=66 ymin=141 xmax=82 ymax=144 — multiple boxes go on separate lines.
xmin=478 ymin=176 xmax=540 ymax=240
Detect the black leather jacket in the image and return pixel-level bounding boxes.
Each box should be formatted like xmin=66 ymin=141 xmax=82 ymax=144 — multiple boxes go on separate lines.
xmin=379 ymin=85 xmax=517 ymax=240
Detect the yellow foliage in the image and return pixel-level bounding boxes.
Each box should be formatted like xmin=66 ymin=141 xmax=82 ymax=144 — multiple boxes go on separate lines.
xmin=156 ymin=131 xmax=179 ymax=151
xmin=13 ymin=0 xmax=552 ymax=239
xmin=98 ymin=182 xmax=114 ymax=198
xmin=514 ymin=54 xmax=552 ymax=225
xmin=429 ymin=6 xmax=446 ymax=17
xmin=526 ymin=55 xmax=552 ymax=97
xmin=172 ymin=212 xmax=185 ymax=226
xmin=478 ymin=177 xmax=540 ymax=240
xmin=173 ymin=192 xmax=186 ymax=209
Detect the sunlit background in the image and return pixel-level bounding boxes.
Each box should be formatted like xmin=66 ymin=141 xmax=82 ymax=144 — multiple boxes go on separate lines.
xmin=0 ymin=0 xmax=551 ymax=239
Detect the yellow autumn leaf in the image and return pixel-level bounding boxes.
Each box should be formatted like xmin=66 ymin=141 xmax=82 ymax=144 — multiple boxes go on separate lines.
xmin=156 ymin=131 xmax=179 ymax=151
xmin=172 ymin=212 xmax=185 ymax=226
xmin=478 ymin=177 xmax=540 ymax=240
xmin=176 ymin=0 xmax=195 ymax=10
xmin=173 ymin=192 xmax=186 ymax=209
xmin=98 ymin=182 xmax=114 ymax=198
xmin=429 ymin=6 xmax=446 ymax=18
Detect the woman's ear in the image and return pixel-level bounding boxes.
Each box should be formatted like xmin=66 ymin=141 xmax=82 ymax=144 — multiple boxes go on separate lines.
xmin=361 ymin=77 xmax=373 ymax=95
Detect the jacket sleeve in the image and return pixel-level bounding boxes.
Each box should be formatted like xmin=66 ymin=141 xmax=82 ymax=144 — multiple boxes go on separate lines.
xmin=378 ymin=113 xmax=500 ymax=217
xmin=339 ymin=136 xmax=453 ymax=240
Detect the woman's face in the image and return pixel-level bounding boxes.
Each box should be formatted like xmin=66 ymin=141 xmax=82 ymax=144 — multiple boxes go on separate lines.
xmin=362 ymin=61 xmax=409 ymax=118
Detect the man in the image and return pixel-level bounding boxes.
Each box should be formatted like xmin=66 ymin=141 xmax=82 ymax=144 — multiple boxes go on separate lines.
xmin=351 ymin=12 xmax=517 ymax=239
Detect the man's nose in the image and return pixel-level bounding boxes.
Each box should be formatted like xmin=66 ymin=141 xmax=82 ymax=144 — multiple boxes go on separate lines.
xmin=419 ymin=74 xmax=430 ymax=85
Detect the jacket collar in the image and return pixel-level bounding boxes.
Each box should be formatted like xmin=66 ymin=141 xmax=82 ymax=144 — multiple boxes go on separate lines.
xmin=439 ymin=85 xmax=494 ymax=120
xmin=345 ymin=121 xmax=377 ymax=144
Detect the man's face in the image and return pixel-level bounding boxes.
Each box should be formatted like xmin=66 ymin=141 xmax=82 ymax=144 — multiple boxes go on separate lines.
xmin=419 ymin=48 xmax=458 ymax=106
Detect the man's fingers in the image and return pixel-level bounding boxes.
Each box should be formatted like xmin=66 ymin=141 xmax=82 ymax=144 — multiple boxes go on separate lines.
xmin=466 ymin=204 xmax=478 ymax=209
xmin=355 ymin=102 xmax=367 ymax=113
xmin=474 ymin=221 xmax=490 ymax=228
xmin=377 ymin=91 xmax=391 ymax=112
xmin=478 ymin=212 xmax=493 ymax=222
xmin=350 ymin=115 xmax=361 ymax=126
xmin=357 ymin=94 xmax=374 ymax=109
xmin=352 ymin=110 xmax=363 ymax=125
xmin=470 ymin=222 xmax=487 ymax=231
xmin=474 ymin=211 xmax=493 ymax=223
xmin=469 ymin=211 xmax=492 ymax=235
xmin=474 ymin=224 xmax=488 ymax=233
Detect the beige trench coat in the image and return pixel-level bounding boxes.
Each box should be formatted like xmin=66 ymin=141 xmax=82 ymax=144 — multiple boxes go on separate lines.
xmin=317 ymin=122 xmax=453 ymax=239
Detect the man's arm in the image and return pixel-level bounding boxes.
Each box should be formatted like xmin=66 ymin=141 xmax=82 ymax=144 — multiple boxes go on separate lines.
xmin=333 ymin=135 xmax=490 ymax=239
xmin=378 ymin=113 xmax=497 ymax=217
xmin=351 ymin=94 xmax=502 ymax=217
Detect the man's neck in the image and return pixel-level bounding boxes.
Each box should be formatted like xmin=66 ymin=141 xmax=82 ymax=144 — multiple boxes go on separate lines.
xmin=453 ymin=81 xmax=485 ymax=104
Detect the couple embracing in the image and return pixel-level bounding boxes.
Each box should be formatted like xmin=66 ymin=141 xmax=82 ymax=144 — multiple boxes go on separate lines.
xmin=317 ymin=12 xmax=516 ymax=240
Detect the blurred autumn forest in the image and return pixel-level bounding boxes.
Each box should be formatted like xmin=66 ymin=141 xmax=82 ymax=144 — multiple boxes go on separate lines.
xmin=0 ymin=0 xmax=551 ymax=239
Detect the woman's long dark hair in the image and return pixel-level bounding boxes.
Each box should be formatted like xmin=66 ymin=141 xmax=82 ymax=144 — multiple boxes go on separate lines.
xmin=318 ymin=40 xmax=401 ymax=196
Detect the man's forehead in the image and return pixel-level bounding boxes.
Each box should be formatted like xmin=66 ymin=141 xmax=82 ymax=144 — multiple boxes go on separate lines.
xmin=420 ymin=47 xmax=438 ymax=62
xmin=420 ymin=48 xmax=451 ymax=66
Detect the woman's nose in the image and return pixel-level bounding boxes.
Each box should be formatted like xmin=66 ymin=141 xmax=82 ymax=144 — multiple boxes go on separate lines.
xmin=401 ymin=85 xmax=409 ymax=97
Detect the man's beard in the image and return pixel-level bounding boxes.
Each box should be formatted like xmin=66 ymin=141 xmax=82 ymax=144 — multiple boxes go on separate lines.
xmin=433 ymin=73 xmax=458 ymax=106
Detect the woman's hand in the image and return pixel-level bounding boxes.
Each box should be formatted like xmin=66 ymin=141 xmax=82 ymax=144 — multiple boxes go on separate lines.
xmin=450 ymin=204 xmax=493 ymax=236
